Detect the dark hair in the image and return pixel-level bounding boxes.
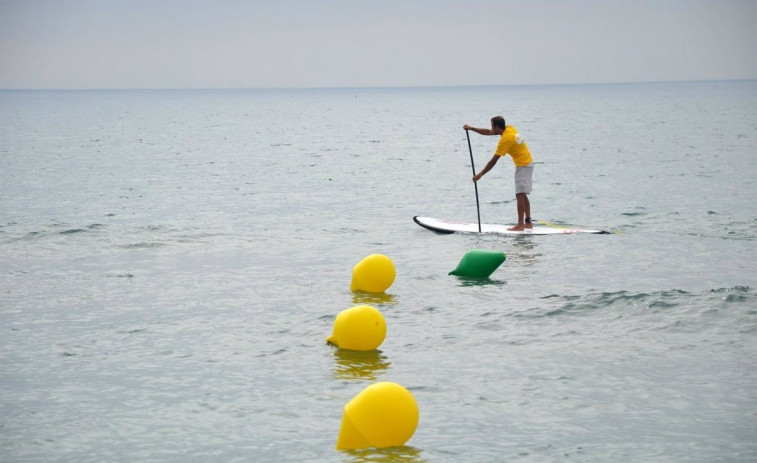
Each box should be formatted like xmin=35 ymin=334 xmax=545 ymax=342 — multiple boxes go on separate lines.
xmin=491 ymin=116 xmax=506 ymax=130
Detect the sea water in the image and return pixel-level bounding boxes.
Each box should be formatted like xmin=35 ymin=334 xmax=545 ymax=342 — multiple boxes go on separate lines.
xmin=1 ymin=82 xmax=756 ymax=462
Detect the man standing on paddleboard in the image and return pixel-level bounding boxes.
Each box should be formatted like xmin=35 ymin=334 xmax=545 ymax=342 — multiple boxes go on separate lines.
xmin=464 ymin=116 xmax=534 ymax=231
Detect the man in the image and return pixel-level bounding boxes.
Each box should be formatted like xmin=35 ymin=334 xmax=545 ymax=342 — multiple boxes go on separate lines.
xmin=464 ymin=116 xmax=534 ymax=231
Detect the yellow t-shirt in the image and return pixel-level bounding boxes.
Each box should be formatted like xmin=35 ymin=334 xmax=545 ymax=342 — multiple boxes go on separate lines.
xmin=495 ymin=125 xmax=533 ymax=166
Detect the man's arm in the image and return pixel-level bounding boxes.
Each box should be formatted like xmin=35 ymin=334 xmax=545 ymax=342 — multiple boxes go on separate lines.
xmin=473 ymin=154 xmax=500 ymax=182
xmin=463 ymin=124 xmax=495 ymax=136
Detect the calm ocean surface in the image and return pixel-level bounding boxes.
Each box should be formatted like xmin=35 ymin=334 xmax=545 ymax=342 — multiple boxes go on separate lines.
xmin=1 ymin=81 xmax=756 ymax=462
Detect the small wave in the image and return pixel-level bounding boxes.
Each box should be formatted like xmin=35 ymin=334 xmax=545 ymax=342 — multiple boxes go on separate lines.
xmin=257 ymin=347 xmax=287 ymax=357
xmin=529 ymin=288 xmax=751 ymax=319
xmin=119 ymin=242 xmax=166 ymax=249
xmin=58 ymin=223 xmax=106 ymax=235
xmin=621 ymin=207 xmax=647 ymax=217
xmin=648 ymin=300 xmax=679 ymax=309
xmin=710 ymin=285 xmax=750 ymax=303
xmin=59 ymin=228 xmax=86 ymax=235
xmin=3 ymin=222 xmax=107 ymax=243
xmin=105 ymin=273 xmax=135 ymax=278
xmin=543 ymin=307 xmax=569 ymax=317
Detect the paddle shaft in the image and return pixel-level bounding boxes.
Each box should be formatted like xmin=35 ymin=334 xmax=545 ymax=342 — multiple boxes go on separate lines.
xmin=465 ymin=129 xmax=482 ymax=233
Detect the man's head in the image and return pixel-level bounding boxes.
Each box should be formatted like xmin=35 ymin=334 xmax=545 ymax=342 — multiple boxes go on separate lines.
xmin=491 ymin=116 xmax=506 ymax=134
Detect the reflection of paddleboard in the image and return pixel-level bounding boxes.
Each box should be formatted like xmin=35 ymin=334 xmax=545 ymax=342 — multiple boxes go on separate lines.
xmin=413 ymin=216 xmax=608 ymax=235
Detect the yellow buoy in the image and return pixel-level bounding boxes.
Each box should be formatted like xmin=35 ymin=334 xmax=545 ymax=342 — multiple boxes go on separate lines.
xmin=337 ymin=382 xmax=419 ymax=450
xmin=350 ymin=254 xmax=396 ymax=293
xmin=326 ymin=305 xmax=387 ymax=351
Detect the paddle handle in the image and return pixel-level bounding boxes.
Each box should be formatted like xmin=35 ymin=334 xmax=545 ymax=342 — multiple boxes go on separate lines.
xmin=465 ymin=129 xmax=482 ymax=233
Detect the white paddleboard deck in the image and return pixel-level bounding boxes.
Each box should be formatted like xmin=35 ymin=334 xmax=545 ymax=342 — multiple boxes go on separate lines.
xmin=414 ymin=216 xmax=607 ymax=235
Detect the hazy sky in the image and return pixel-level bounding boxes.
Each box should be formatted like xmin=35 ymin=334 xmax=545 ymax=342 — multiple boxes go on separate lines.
xmin=1 ymin=0 xmax=756 ymax=89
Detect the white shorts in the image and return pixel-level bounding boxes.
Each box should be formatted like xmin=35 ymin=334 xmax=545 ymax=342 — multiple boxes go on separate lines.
xmin=514 ymin=163 xmax=534 ymax=195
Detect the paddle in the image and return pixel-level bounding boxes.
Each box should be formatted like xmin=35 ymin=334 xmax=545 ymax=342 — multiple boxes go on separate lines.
xmin=465 ymin=129 xmax=482 ymax=233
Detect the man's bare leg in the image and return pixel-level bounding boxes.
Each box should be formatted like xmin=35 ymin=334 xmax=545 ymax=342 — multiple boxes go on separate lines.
xmin=508 ymin=194 xmax=529 ymax=231
xmin=523 ymin=194 xmax=532 ymax=228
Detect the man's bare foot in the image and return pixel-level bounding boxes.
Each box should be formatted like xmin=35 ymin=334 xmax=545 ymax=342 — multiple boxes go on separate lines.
xmin=524 ymin=222 xmax=533 ymax=229
xmin=507 ymin=224 xmax=525 ymax=231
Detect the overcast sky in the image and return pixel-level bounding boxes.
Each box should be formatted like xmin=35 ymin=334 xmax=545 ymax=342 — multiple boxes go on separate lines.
xmin=1 ymin=0 xmax=756 ymax=89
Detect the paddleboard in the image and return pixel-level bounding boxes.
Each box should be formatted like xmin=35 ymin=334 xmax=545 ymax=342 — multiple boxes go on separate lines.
xmin=413 ymin=216 xmax=608 ymax=235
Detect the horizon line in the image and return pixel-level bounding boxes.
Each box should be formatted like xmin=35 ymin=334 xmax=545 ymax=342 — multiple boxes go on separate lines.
xmin=1 ymin=78 xmax=755 ymax=92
